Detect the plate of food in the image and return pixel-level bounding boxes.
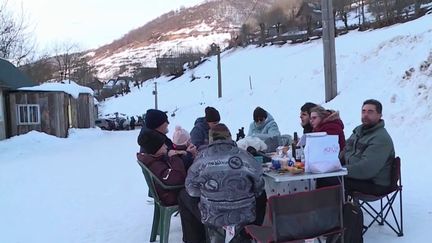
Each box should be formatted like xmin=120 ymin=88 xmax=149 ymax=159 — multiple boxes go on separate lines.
xmin=288 ymin=167 xmax=305 ymax=174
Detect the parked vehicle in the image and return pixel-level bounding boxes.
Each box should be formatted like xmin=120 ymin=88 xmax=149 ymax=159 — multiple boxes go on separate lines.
xmin=95 ymin=118 xmax=117 ymax=130
xmin=96 ymin=112 xmax=132 ymax=130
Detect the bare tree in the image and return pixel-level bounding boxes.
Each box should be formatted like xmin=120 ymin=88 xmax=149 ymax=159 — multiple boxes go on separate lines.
xmin=70 ymin=56 xmax=97 ymax=86
xmin=19 ymin=53 xmax=56 ymax=83
xmin=0 ymin=0 xmax=35 ymax=65
xmin=52 ymin=41 xmax=81 ymax=81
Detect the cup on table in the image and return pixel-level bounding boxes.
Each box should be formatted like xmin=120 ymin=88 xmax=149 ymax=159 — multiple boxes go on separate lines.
xmin=271 ymin=158 xmax=281 ymax=170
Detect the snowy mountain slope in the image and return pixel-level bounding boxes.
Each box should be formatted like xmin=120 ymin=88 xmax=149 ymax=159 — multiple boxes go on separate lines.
xmin=1 ymin=13 xmax=432 ymax=243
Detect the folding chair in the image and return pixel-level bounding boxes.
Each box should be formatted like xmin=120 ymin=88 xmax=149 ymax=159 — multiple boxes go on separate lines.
xmin=351 ymin=156 xmax=403 ymax=237
xmin=137 ymin=160 xmax=184 ymax=243
xmin=245 ymin=185 xmax=344 ymax=243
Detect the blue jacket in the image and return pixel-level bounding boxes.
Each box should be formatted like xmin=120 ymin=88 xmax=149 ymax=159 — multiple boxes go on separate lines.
xmin=186 ymin=140 xmax=265 ymax=227
xmin=247 ymin=112 xmax=281 ymax=140
xmin=190 ymin=117 xmax=210 ymax=149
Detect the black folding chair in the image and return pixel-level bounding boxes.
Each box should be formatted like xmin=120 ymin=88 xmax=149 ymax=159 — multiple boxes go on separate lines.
xmin=245 ymin=185 xmax=344 ymax=243
xmin=351 ymin=156 xmax=403 ymax=237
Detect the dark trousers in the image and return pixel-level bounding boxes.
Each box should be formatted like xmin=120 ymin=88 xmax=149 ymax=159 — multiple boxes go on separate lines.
xmin=344 ymin=178 xmax=391 ymax=196
xmin=177 ymin=189 xmax=267 ymax=243
xmin=178 ymin=189 xmax=206 ymax=243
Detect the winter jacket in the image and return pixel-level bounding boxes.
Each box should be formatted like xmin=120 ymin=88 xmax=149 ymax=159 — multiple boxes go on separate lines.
xmin=341 ymin=120 xmax=395 ymax=187
xmin=313 ymin=111 xmax=346 ymax=151
xmin=137 ymin=153 xmax=186 ymax=206
xmin=186 ymin=140 xmax=265 ymax=227
xmin=190 ymin=117 xmax=210 ymax=149
xmin=247 ymin=113 xmax=281 ymax=140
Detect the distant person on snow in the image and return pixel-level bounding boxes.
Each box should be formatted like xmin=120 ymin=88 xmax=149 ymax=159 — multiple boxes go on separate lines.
xmin=130 ymin=116 xmax=136 ymax=130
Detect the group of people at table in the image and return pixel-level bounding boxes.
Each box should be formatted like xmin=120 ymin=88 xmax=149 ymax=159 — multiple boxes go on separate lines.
xmin=136 ymin=99 xmax=395 ymax=243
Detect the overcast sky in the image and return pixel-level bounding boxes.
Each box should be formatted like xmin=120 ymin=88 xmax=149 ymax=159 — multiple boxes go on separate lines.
xmin=10 ymin=0 xmax=205 ymax=51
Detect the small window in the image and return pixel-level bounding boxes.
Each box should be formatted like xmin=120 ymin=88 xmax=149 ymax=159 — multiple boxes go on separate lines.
xmin=17 ymin=104 xmax=40 ymax=125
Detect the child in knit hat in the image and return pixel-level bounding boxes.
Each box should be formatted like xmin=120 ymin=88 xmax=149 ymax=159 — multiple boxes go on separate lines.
xmin=172 ymin=126 xmax=191 ymax=150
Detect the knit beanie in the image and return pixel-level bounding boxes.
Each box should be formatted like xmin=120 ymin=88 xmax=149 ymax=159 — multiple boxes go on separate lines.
xmin=253 ymin=107 xmax=267 ymax=122
xmin=138 ymin=129 xmax=166 ymax=155
xmin=205 ymin=106 xmax=220 ymax=122
xmin=172 ymin=126 xmax=190 ymax=146
xmin=209 ymin=123 xmax=231 ymax=143
xmin=145 ymin=109 xmax=168 ymax=129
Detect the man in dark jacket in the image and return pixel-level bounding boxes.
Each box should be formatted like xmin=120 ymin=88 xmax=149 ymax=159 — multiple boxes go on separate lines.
xmin=136 ymin=129 xmax=186 ymax=206
xmin=340 ymin=99 xmax=395 ymax=195
xmin=178 ymin=124 xmax=267 ymax=243
xmin=300 ymin=102 xmax=317 ymax=134
xmin=190 ymin=106 xmax=220 ymax=149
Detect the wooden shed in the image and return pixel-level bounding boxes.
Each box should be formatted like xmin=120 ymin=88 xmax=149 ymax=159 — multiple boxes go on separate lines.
xmin=6 ymin=81 xmax=96 ymax=138
xmin=0 ymin=58 xmax=36 ymax=140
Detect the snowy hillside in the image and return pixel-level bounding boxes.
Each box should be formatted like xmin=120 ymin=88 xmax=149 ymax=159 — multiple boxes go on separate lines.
xmin=1 ymin=13 xmax=432 ymax=243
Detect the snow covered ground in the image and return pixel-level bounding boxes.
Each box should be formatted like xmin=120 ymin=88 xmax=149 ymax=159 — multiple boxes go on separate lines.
xmin=2 ymin=14 xmax=432 ymax=242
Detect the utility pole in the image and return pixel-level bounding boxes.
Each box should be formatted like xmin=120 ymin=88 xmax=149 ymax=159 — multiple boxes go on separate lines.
xmin=152 ymin=82 xmax=158 ymax=109
xmin=210 ymin=43 xmax=222 ymax=98
xmin=322 ymin=0 xmax=338 ymax=102
xmin=216 ymin=45 xmax=222 ymax=98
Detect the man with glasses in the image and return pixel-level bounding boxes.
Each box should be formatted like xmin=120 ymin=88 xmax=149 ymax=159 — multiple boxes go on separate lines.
xmin=340 ymin=99 xmax=395 ymax=195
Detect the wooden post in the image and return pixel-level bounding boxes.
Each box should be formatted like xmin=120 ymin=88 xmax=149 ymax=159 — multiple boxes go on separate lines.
xmin=217 ymin=46 xmax=222 ymax=98
xmin=153 ymin=82 xmax=158 ymax=109
xmin=322 ymin=0 xmax=338 ymax=102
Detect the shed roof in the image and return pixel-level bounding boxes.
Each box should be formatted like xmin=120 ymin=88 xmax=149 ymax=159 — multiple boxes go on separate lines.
xmin=18 ymin=80 xmax=94 ymax=99
xmin=0 ymin=58 xmax=36 ymax=89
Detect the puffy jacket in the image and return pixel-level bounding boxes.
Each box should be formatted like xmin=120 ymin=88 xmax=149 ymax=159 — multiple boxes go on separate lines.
xmin=313 ymin=111 xmax=346 ymax=151
xmin=190 ymin=117 xmax=210 ymax=149
xmin=186 ymin=140 xmax=265 ymax=227
xmin=247 ymin=113 xmax=281 ymax=140
xmin=137 ymin=153 xmax=186 ymax=206
xmin=341 ymin=120 xmax=395 ymax=187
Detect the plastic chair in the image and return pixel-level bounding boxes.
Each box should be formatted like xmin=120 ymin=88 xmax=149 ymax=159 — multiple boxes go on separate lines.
xmin=351 ymin=156 xmax=403 ymax=237
xmin=137 ymin=160 xmax=184 ymax=243
xmin=245 ymin=185 xmax=344 ymax=243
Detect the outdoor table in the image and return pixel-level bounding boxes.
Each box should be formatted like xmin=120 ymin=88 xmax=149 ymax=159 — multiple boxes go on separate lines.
xmin=263 ymin=168 xmax=348 ymax=199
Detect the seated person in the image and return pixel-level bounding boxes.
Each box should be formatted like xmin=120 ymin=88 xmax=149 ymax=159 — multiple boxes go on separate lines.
xmin=340 ymin=99 xmax=395 ymax=196
xmin=309 ymin=106 xmax=346 ymax=188
xmin=300 ymin=102 xmax=317 ymax=134
xmin=178 ymin=123 xmax=267 ymax=243
xmin=190 ymin=106 xmax=220 ymax=149
xmin=139 ymin=109 xmax=196 ymax=169
xmin=172 ymin=125 xmax=191 ymax=150
xmin=248 ymin=107 xmax=281 ymax=151
xmin=310 ymin=106 xmax=346 ymax=150
xmin=136 ymin=129 xmax=186 ymax=206
xmin=171 ymin=125 xmax=196 ymax=170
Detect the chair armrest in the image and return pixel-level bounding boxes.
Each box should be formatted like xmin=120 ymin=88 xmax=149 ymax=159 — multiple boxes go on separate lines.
xmin=137 ymin=160 xmax=184 ymax=190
